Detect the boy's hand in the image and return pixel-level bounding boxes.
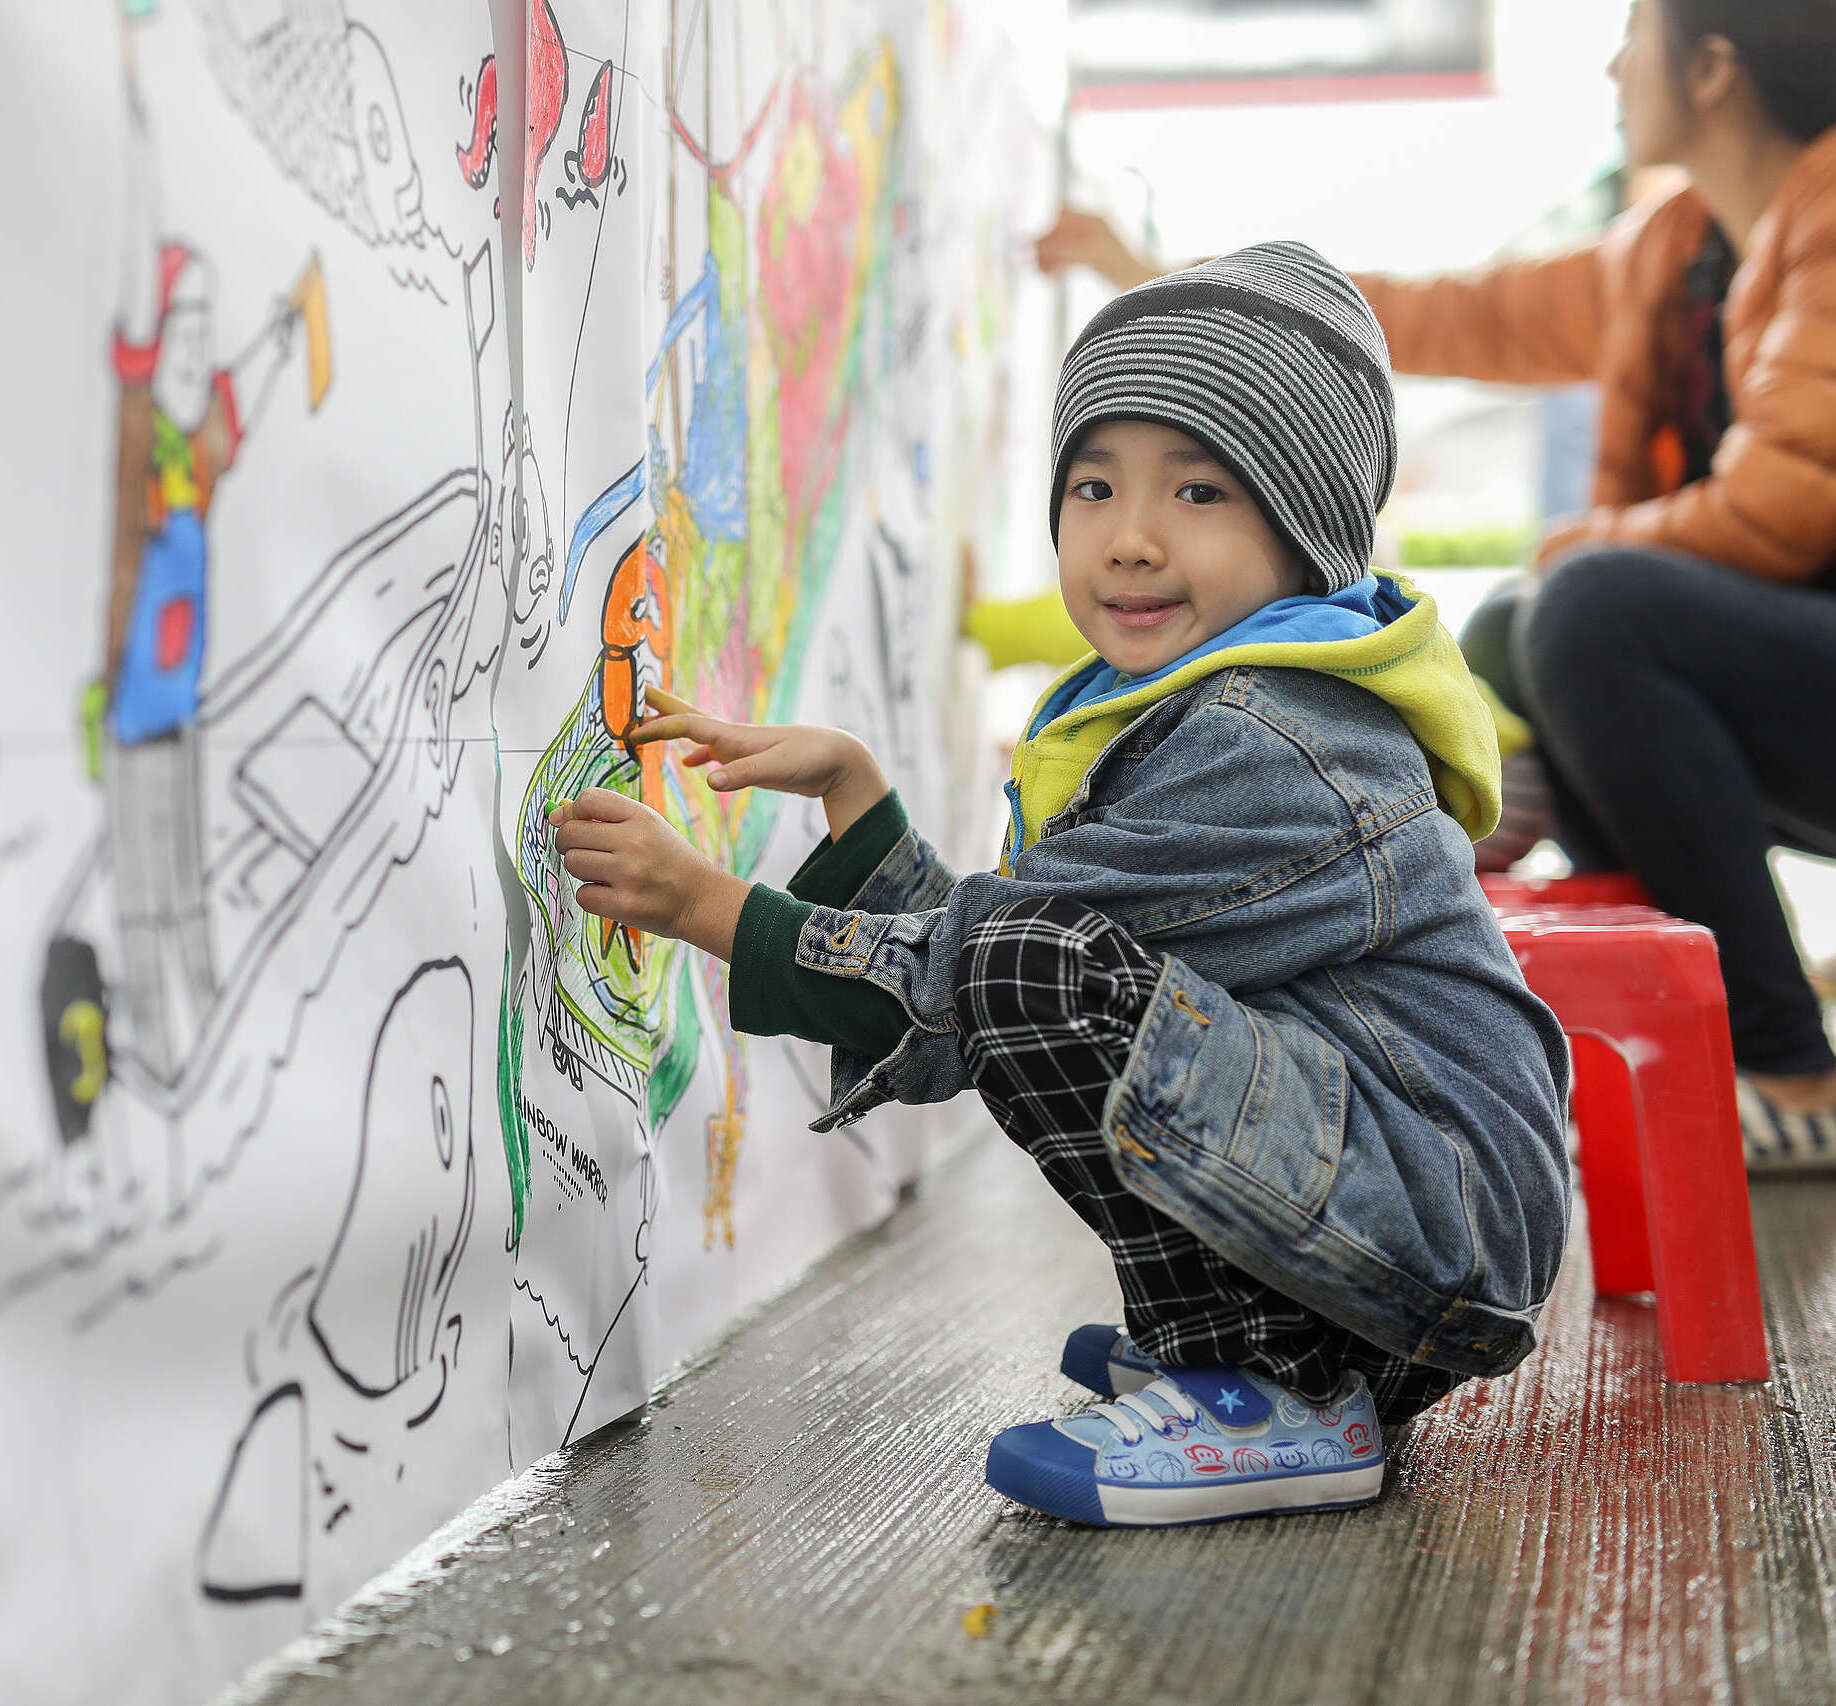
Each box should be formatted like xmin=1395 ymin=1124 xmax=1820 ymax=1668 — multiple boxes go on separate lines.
xmin=549 ymin=790 xmax=752 ymax=960
xmin=633 ymin=706 xmax=890 ymax=841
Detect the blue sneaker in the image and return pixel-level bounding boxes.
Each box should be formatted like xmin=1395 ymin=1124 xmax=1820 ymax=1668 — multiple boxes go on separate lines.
xmin=985 ymin=1362 xmax=1384 ymax=1526
xmin=1059 ymin=1323 xmax=1156 ymax=1399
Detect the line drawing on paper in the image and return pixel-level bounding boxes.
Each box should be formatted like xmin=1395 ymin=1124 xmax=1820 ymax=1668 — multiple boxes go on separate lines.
xmin=197 ymin=957 xmax=477 ymax=1604
xmin=195 ymin=0 xmax=464 ymax=292
xmin=9 ymin=9 xmax=509 ymax=1335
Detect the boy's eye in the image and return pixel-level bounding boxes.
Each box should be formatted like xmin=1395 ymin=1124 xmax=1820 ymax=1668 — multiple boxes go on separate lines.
xmin=1177 ymin=482 xmax=1226 ymax=505
xmin=1068 ymin=477 xmax=1112 ymax=501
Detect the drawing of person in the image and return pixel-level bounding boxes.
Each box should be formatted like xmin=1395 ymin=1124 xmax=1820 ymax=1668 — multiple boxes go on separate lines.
xmin=90 ymin=70 xmax=310 ymax=1081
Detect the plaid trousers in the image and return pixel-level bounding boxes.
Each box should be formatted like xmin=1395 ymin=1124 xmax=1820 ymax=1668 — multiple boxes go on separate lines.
xmin=954 ymin=894 xmax=1465 ymax=1427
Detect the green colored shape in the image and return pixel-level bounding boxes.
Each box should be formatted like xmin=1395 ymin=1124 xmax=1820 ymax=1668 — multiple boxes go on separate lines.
xmin=710 ymin=185 xmax=747 ymax=318
xmin=648 ymin=952 xmax=704 ymax=1128
xmin=1400 ymin=527 xmax=1534 ymax=568
xmin=78 ymin=680 xmax=107 ymax=784
xmin=515 ymin=674 xmax=654 ymax=1078
xmin=496 ymin=946 xmax=531 ymax=1247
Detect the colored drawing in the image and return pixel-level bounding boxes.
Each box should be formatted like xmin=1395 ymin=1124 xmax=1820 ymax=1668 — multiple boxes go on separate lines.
xmin=2 ymin=4 xmax=1040 ymax=1699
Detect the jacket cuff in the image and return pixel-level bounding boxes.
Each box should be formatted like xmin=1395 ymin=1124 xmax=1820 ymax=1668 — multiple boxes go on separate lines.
xmin=728 ymin=885 xmax=817 ymax=1039
xmin=786 ymin=790 xmax=909 ymax=906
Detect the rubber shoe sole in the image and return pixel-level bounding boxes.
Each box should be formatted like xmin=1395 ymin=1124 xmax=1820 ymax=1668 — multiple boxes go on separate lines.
xmin=984 ymin=1420 xmax=1383 ymax=1528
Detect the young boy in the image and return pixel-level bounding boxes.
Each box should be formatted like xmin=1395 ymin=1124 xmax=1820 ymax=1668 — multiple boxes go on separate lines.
xmin=551 ymin=244 xmax=1571 ymax=1527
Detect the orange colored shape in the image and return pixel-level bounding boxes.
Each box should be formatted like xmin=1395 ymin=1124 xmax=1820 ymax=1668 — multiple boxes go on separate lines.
xmin=597 ymin=534 xmax=672 ymax=976
xmin=1648 ymin=423 xmax=1687 ymax=494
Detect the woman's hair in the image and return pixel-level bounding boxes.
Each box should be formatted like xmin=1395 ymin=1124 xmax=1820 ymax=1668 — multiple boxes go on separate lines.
xmin=1659 ymin=0 xmax=1836 ymax=141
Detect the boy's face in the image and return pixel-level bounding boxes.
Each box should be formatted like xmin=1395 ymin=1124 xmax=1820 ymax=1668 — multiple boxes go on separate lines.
xmin=1057 ymin=420 xmax=1309 ymax=677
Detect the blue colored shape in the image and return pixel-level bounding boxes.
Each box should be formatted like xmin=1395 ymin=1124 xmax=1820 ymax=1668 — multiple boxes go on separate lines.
xmin=113 ymin=510 xmax=208 ymax=744
xmin=677 ymin=281 xmax=747 ymax=543
xmin=561 ymin=458 xmax=647 ymax=624
xmin=645 ymin=257 xmax=720 ymax=396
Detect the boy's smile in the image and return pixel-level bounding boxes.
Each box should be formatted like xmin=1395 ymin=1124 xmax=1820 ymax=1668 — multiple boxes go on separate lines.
xmin=1057 ymin=420 xmax=1309 ymax=677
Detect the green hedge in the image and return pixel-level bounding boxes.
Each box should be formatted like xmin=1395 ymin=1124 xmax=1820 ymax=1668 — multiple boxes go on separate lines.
xmin=1398 ymin=527 xmax=1534 ymax=568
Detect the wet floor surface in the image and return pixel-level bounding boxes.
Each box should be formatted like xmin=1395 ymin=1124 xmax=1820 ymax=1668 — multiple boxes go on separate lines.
xmin=214 ymin=1132 xmax=1836 ymax=1706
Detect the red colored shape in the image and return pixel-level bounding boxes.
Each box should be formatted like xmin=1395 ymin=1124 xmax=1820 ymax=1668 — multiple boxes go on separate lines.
xmin=1479 ymin=871 xmax=1653 ymax=910
xmin=456 ymin=55 xmax=498 ymax=190
xmin=757 ymin=79 xmax=863 ymax=528
xmin=579 ymin=61 xmax=615 ymax=188
xmin=1070 ymin=69 xmax=1493 ymax=114
xmin=1494 ymin=902 xmax=1769 ymax=1383
xmin=1342 ymin=1423 xmax=1375 ymax=1458
xmin=112 ymin=244 xmax=197 ymax=384
xmin=524 ymin=0 xmax=568 ymax=267
xmin=1230 ymin=1447 xmax=1270 ymax=1474
xmin=155 ymin=597 xmax=196 ymax=671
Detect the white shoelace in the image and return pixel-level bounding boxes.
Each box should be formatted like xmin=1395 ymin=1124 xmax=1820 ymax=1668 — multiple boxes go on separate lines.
xmin=1089 ymin=1376 xmax=1200 ymax=1445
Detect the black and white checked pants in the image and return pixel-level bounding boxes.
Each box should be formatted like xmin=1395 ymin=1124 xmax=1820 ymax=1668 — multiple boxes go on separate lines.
xmin=953 ymin=894 xmax=1465 ymax=1426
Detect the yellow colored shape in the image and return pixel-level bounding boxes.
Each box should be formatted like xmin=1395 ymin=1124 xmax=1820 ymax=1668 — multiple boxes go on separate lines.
xmin=59 ymin=1001 xmax=107 ymax=1106
xmin=839 ymin=44 xmax=898 ymax=224
xmin=704 ymin=1066 xmax=744 ymax=1250
xmin=775 ymin=121 xmax=823 ymax=229
xmin=960 ymin=1604 xmax=997 ymax=1639
xmin=287 ymin=252 xmax=333 ymax=412
xmin=158 ymin=457 xmax=200 ymax=514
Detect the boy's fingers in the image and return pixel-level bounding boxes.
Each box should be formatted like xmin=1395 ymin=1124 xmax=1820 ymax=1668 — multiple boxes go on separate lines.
xmin=561 ymin=847 xmax=606 ymax=881
xmin=572 ymin=883 xmax=626 ymax=921
xmin=568 ymin=787 xmax=646 ymax=824
xmin=554 ymin=815 xmax=617 ymax=851
xmin=706 ymin=756 xmax=762 ymax=791
xmin=630 ymin=712 xmax=719 ymax=746
xmin=642 ymin=685 xmax=701 ymax=719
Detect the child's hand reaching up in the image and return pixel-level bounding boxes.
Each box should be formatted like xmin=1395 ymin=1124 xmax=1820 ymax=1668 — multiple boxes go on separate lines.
xmin=633 ymin=696 xmax=890 ymax=840
xmin=548 ymin=791 xmax=752 ymax=960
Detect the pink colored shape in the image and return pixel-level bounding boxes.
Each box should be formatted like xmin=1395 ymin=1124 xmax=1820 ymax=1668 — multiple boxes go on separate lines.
xmin=756 ymin=80 xmax=863 ymax=535
xmin=525 ymin=0 xmax=568 ymax=267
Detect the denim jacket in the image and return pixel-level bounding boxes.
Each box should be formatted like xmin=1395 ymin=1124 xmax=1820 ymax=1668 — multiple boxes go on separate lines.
xmin=787 ymin=665 xmax=1571 ymax=1378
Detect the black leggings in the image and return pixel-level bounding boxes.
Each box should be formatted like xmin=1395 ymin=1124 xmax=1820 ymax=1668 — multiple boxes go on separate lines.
xmin=952 ymin=894 xmax=1465 ymax=1425
xmin=1462 ymin=548 xmax=1836 ymax=1076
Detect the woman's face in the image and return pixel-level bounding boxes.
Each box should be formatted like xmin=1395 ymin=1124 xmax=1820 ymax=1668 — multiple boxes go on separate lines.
xmin=1611 ymin=0 xmax=1694 ymax=169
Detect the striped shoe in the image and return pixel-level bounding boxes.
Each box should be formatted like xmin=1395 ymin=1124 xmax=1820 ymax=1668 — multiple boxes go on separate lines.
xmin=1737 ymin=1077 xmax=1836 ymax=1173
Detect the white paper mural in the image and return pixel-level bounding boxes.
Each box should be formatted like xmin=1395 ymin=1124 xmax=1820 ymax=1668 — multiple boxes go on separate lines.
xmin=0 ymin=2 xmax=1056 ymax=1702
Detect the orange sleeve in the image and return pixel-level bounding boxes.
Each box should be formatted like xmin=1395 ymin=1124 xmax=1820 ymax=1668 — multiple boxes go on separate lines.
xmin=1353 ymin=243 xmax=1607 ymax=387
xmin=1539 ymin=243 xmax=1836 ymax=582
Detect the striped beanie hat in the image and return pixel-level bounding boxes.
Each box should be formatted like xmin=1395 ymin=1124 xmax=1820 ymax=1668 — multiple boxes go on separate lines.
xmin=1049 ymin=241 xmax=1397 ymax=596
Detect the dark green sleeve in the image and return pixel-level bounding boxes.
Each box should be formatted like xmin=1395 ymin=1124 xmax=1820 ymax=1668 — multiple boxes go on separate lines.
xmin=727 ymin=884 xmax=909 ymax=1059
xmin=785 ymin=789 xmax=909 ymax=906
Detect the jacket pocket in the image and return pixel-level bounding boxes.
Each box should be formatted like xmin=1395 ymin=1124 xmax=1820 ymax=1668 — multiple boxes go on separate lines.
xmin=1111 ymin=960 xmax=1348 ymax=1223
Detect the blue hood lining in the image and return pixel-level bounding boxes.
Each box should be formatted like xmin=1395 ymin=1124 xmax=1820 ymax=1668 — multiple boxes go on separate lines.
xmin=1026 ymin=573 xmax=1410 ymax=741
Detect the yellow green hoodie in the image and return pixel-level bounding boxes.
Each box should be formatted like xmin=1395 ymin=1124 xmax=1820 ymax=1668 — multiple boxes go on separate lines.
xmin=997 ymin=571 xmax=1503 ymax=876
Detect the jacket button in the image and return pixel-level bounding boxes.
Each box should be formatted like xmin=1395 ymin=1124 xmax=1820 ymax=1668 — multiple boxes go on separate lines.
xmin=1171 ymin=989 xmax=1212 ymax=1028
xmin=1112 ymin=1121 xmax=1158 ymax=1163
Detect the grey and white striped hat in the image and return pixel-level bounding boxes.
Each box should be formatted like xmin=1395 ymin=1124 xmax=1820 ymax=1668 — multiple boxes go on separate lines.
xmin=1049 ymin=241 xmax=1397 ymax=595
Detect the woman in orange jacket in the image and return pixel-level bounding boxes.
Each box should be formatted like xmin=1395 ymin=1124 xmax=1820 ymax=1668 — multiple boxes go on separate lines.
xmin=1036 ymin=0 xmax=1836 ymax=1165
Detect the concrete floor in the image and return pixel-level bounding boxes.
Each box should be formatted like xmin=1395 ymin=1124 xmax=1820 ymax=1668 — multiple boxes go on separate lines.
xmin=211 ymin=1125 xmax=1836 ymax=1706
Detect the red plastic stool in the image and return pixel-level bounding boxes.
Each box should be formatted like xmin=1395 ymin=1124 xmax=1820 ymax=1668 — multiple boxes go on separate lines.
xmin=1493 ymin=902 xmax=1769 ymax=1383
xmin=1480 ymin=870 xmax=1653 ymax=910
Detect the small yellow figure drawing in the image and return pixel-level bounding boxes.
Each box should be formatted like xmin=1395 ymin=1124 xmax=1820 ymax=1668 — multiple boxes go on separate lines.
xmin=704 ymin=1064 xmax=745 ymax=1250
